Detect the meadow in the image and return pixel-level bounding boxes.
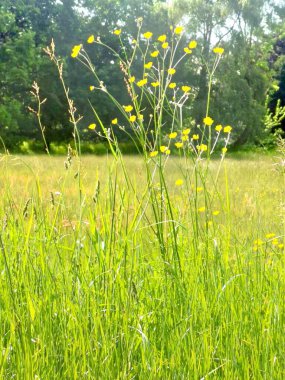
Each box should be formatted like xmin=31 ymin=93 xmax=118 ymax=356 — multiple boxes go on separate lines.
xmin=0 ymin=152 xmax=285 ymax=379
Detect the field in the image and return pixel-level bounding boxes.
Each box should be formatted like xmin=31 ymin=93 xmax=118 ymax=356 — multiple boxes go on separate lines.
xmin=0 ymin=153 xmax=285 ymax=379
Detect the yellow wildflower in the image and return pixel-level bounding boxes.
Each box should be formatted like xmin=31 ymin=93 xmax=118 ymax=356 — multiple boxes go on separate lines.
xmin=212 ymin=210 xmax=220 ymax=216
xmin=184 ymin=47 xmax=192 ymax=54
xmin=197 ymin=187 xmax=203 ymax=192
xmin=137 ymin=78 xmax=148 ymax=87
xmin=71 ymin=44 xmax=82 ymax=58
xmin=138 ymin=113 xmax=144 ymax=121
xmin=151 ymin=50 xmax=159 ymax=57
xmin=192 ymin=134 xmax=199 ymax=140
xmin=88 ymin=123 xmax=96 ymax=130
xmin=169 ymin=132 xmax=177 ymax=139
xmin=215 ymin=124 xmax=223 ymax=132
xmin=182 ymin=128 xmax=190 ymax=135
xmin=129 ymin=76 xmax=136 ymax=83
xmin=162 ymin=42 xmax=169 ymax=49
xmin=175 ymin=142 xmax=183 ymax=148
xmin=129 ymin=115 xmax=136 ymax=122
xmin=182 ymin=85 xmax=191 ymax=92
xmin=169 ymin=82 xmax=176 ymax=89
xmin=113 ymin=29 xmax=121 ymax=36
xmin=203 ymin=116 xmax=214 ymax=126
xmin=222 ymin=147 xmax=227 ymax=154
xmin=278 ymin=244 xmax=284 ymax=249
xmin=254 ymin=239 xmax=263 ymax=246
xmin=168 ymin=68 xmax=176 ymax=75
xmin=272 ymin=239 xmax=279 ymax=246
xmin=165 ymin=149 xmax=171 ymax=155
xmin=182 ymin=135 xmax=189 ymax=141
xmin=160 ymin=146 xmax=167 ymax=153
xmin=87 ymin=35 xmax=95 ymax=43
xmin=175 ymin=179 xmax=184 ymax=186
xmin=174 ymin=26 xmax=184 ymax=35
xmin=158 ymin=34 xmax=167 ymax=42
xmin=144 ymin=61 xmax=153 ymax=69
xmin=197 ymin=144 xmax=208 ymax=152
xmin=265 ymin=233 xmax=275 ymax=239
xmin=213 ymin=46 xmax=224 ymax=54
xmin=224 ymin=125 xmax=232 ymax=133
xmin=151 ymin=81 xmax=160 ymax=87
xmin=89 ymin=85 xmax=95 ymax=91
xmin=111 ymin=118 xmax=118 ymax=125
xmin=150 ymin=151 xmax=158 ymax=157
xmin=189 ymin=40 xmax=197 ymax=49
xmin=198 ymin=207 xmax=206 ymax=213
xmin=123 ymin=105 xmax=133 ymax=112
xmin=143 ymin=31 xmax=153 ymax=39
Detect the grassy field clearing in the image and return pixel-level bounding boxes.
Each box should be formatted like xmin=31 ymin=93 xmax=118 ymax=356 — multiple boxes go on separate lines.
xmin=0 ymin=153 xmax=285 ymax=379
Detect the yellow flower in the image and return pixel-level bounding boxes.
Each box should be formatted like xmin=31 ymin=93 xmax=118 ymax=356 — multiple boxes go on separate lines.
xmin=71 ymin=44 xmax=82 ymax=58
xmin=182 ymin=128 xmax=190 ymax=135
xmin=89 ymin=85 xmax=95 ymax=91
xmin=150 ymin=50 xmax=159 ymax=57
xmin=150 ymin=151 xmax=158 ymax=157
xmin=131 ymin=39 xmax=137 ymax=44
xmin=169 ymin=132 xmax=177 ymax=139
xmin=165 ymin=149 xmax=171 ymax=155
xmin=123 ymin=105 xmax=133 ymax=112
xmin=88 ymin=123 xmax=96 ymax=130
xmin=129 ymin=76 xmax=136 ymax=83
xmin=215 ymin=124 xmax=223 ymax=132
xmin=168 ymin=68 xmax=176 ymax=75
xmin=143 ymin=31 xmax=153 ymax=39
xmin=174 ymin=26 xmax=184 ymax=35
xmin=129 ymin=115 xmax=136 ymax=122
xmin=278 ymin=243 xmax=284 ymax=249
xmin=184 ymin=47 xmax=192 ymax=54
xmin=212 ymin=210 xmax=220 ymax=216
xmin=224 ymin=125 xmax=232 ymax=133
xmin=222 ymin=147 xmax=227 ymax=154
xmin=272 ymin=238 xmax=279 ymax=246
xmin=265 ymin=233 xmax=275 ymax=239
xmin=182 ymin=85 xmax=191 ymax=92
xmin=113 ymin=29 xmax=122 ymax=36
xmin=192 ymin=134 xmax=199 ymax=140
xmin=175 ymin=179 xmax=184 ymax=186
xmin=254 ymin=239 xmax=263 ymax=246
xmin=213 ymin=46 xmax=224 ymax=54
xmin=87 ymin=35 xmax=95 ymax=43
xmin=144 ymin=61 xmax=153 ymax=69
xmin=169 ymin=82 xmax=176 ymax=89
xmin=189 ymin=40 xmax=197 ymax=49
xmin=161 ymin=42 xmax=169 ymax=49
xmin=158 ymin=34 xmax=167 ymax=42
xmin=197 ymin=187 xmax=203 ymax=192
xmin=160 ymin=145 xmax=167 ymax=153
xmin=197 ymin=144 xmax=208 ymax=152
xmin=203 ymin=116 xmax=214 ymax=126
xmin=137 ymin=78 xmax=148 ymax=87
xmin=111 ymin=118 xmax=118 ymax=124
xmin=151 ymin=81 xmax=160 ymax=87
xmin=198 ymin=206 xmax=206 ymax=213
xmin=138 ymin=113 xmax=144 ymax=121
xmin=175 ymin=142 xmax=183 ymax=148
xmin=182 ymin=135 xmax=189 ymax=141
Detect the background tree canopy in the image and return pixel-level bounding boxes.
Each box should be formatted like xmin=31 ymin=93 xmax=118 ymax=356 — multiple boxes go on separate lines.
xmin=0 ymin=0 xmax=284 ymax=151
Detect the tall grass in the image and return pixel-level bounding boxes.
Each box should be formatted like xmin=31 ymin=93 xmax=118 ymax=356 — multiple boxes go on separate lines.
xmin=0 ymin=21 xmax=285 ymax=379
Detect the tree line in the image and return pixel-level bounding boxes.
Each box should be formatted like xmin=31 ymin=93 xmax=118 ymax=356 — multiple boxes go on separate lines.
xmin=0 ymin=0 xmax=284 ymax=152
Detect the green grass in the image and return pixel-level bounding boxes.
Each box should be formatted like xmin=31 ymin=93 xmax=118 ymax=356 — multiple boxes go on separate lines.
xmin=0 ymin=153 xmax=285 ymax=379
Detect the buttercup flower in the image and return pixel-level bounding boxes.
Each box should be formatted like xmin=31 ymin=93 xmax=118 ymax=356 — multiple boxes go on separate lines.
xmin=89 ymin=85 xmax=95 ymax=91
xmin=192 ymin=134 xmax=199 ymax=140
xmin=158 ymin=34 xmax=167 ymax=42
xmin=87 ymin=35 xmax=95 ymax=43
xmin=197 ymin=144 xmax=208 ymax=152
xmin=143 ymin=31 xmax=153 ymax=39
xmin=169 ymin=82 xmax=176 ymax=89
xmin=168 ymin=68 xmax=176 ymax=75
xmin=88 ymin=123 xmax=96 ymax=130
xmin=129 ymin=115 xmax=136 ymax=122
xmin=189 ymin=40 xmax=197 ymax=49
xmin=224 ymin=125 xmax=232 ymax=133
xmin=129 ymin=76 xmax=135 ymax=83
xmin=71 ymin=44 xmax=82 ymax=58
xmin=203 ymin=116 xmax=214 ymax=126
xmin=182 ymin=128 xmax=190 ymax=135
xmin=150 ymin=50 xmax=159 ymax=57
xmin=137 ymin=78 xmax=148 ymax=87
xmin=182 ymin=86 xmax=191 ymax=92
xmin=162 ymin=42 xmax=169 ymax=49
xmin=212 ymin=210 xmax=220 ymax=216
xmin=222 ymin=147 xmax=227 ymax=154
xmin=150 ymin=151 xmax=158 ymax=157
xmin=123 ymin=105 xmax=133 ymax=112
xmin=165 ymin=149 xmax=171 ymax=155
xmin=215 ymin=124 xmax=223 ymax=132
xmin=144 ymin=62 xmax=153 ymax=69
xmin=113 ymin=29 xmax=121 ymax=36
xmin=184 ymin=47 xmax=192 ymax=54
xmin=175 ymin=179 xmax=184 ymax=186
xmin=169 ymin=132 xmax=177 ymax=139
xmin=174 ymin=26 xmax=184 ymax=35
xmin=198 ymin=207 xmax=206 ymax=213
xmin=160 ymin=146 xmax=167 ymax=153
xmin=182 ymin=135 xmax=188 ymax=141
xmin=111 ymin=118 xmax=118 ymax=124
xmin=213 ymin=47 xmax=224 ymax=54
xmin=151 ymin=81 xmax=160 ymax=87
xmin=175 ymin=142 xmax=183 ymax=148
